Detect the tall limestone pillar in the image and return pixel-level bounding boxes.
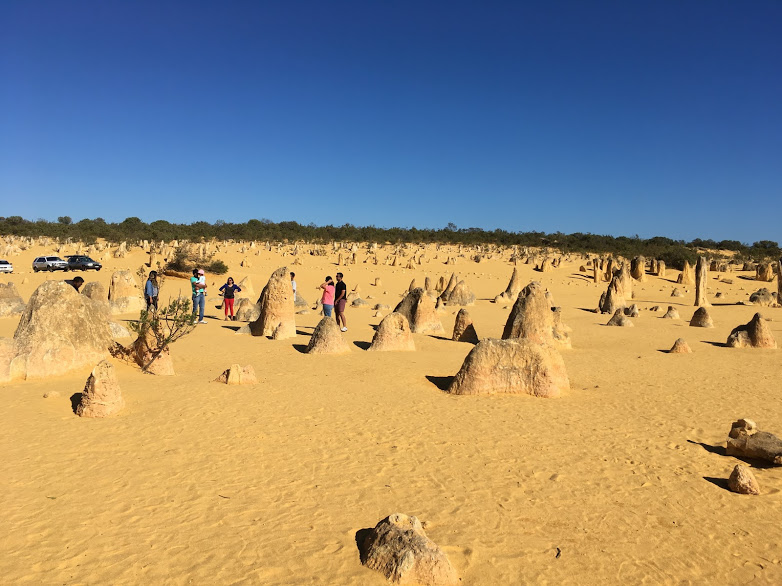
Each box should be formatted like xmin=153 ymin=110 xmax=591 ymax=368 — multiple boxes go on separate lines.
xmin=695 ymin=256 xmax=709 ymax=307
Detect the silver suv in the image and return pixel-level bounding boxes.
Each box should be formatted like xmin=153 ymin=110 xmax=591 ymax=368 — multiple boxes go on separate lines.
xmin=32 ymin=256 xmax=69 ymax=272
xmin=0 ymin=260 xmax=12 ymax=273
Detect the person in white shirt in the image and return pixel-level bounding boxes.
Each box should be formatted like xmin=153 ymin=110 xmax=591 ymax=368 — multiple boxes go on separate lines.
xmin=290 ymin=272 xmax=297 ymax=301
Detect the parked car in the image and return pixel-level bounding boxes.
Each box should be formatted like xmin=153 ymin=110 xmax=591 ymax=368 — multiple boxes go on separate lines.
xmin=32 ymin=256 xmax=69 ymax=272
xmin=66 ymin=255 xmax=102 ymax=271
xmin=0 ymin=259 xmax=12 ymax=273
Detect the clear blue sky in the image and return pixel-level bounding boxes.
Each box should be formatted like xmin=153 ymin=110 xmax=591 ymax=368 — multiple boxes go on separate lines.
xmin=1 ymin=1 xmax=780 ymax=243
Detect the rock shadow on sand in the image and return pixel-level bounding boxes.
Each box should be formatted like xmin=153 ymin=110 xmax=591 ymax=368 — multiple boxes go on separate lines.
xmin=353 ymin=340 xmax=371 ymax=350
xmin=703 ymin=476 xmax=730 ymax=491
xmin=69 ymin=393 xmax=82 ymax=414
xmin=426 ymin=375 xmax=454 ymax=392
xmin=688 ymin=439 xmax=777 ymax=469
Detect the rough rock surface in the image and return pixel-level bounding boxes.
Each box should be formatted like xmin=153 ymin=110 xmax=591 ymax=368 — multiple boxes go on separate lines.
xmin=0 ymin=282 xmax=25 ymax=317
xmin=756 ymin=263 xmax=774 ymax=282
xmin=661 ymin=306 xmax=680 ymax=319
xmin=235 ymin=298 xmax=261 ymax=322
xmin=503 ymin=282 xmax=570 ymax=347
xmin=128 ymin=326 xmax=176 ymax=375
xmin=669 ymin=338 xmax=692 ymax=353
xmin=445 ymin=280 xmax=475 ymax=306
xmin=306 ymin=317 xmax=350 ymax=354
xmin=249 ymin=267 xmax=296 ymax=339
xmin=108 ymin=270 xmax=145 ymax=315
xmin=76 ymin=360 xmax=124 ymax=417
xmin=695 ymin=256 xmax=709 ymax=307
xmin=623 ymin=304 xmax=639 ymax=317
xmin=368 ymin=313 xmax=415 ymax=352
xmin=598 ymin=273 xmax=627 ymax=314
xmin=689 ymin=307 xmax=714 ymax=328
xmin=447 ymin=338 xmax=569 ymax=397
xmin=452 ymin=308 xmax=479 ymax=343
xmin=81 ymin=281 xmax=108 ymax=303
xmin=728 ymin=464 xmax=760 ymax=495
xmin=606 ymin=308 xmax=633 ymax=327
xmin=394 ymin=288 xmax=444 ymax=335
xmin=496 ymin=267 xmax=522 ymax=303
xmin=748 ymin=288 xmax=775 ymax=307
xmin=214 ymin=364 xmax=258 ymax=385
xmin=678 ymin=261 xmax=694 ymax=285
xmin=726 ymin=419 xmax=782 ymax=465
xmin=0 ymin=281 xmax=113 ymax=381
xmin=358 ymin=513 xmax=458 ymax=586
xmin=726 ymin=313 xmax=776 ymax=349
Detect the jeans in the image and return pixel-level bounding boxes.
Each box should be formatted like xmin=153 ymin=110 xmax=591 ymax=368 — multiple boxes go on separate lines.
xmin=192 ymin=294 xmax=205 ymax=321
xmin=323 ymin=303 xmax=333 ymax=317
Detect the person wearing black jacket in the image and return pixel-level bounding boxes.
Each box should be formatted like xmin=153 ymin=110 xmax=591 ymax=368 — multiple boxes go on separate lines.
xmin=334 ymin=272 xmax=347 ymax=332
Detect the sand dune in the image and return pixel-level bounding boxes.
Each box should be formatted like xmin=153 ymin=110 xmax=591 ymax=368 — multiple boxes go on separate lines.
xmin=1 ymin=241 xmax=781 ymax=584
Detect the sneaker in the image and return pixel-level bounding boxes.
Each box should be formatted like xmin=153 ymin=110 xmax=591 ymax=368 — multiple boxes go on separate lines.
xmin=198 ymin=320 xmax=207 ymax=324
xmin=341 ymin=326 xmax=347 ymax=332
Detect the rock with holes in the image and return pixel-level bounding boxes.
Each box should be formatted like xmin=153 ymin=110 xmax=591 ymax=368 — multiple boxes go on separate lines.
xmin=726 ymin=419 xmax=782 ymax=465
xmin=727 ymin=313 xmax=776 ymax=348
xmin=728 ymin=464 xmax=760 ymax=495
xmin=76 ymin=360 xmax=124 ymax=417
xmin=448 ymin=338 xmax=569 ymax=397
xmin=306 ymin=317 xmax=350 ymax=354
xmin=368 ymin=313 xmax=415 ymax=352
xmin=358 ymin=513 xmax=458 ymax=586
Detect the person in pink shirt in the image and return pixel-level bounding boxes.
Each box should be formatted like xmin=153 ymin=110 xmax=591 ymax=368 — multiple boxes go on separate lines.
xmin=319 ymin=276 xmax=335 ymax=317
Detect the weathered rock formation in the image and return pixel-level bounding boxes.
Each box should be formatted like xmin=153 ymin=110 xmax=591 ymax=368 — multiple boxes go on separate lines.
xmin=214 ymin=364 xmax=258 ymax=385
xmin=448 ymin=338 xmax=569 ymax=397
xmin=306 ymin=317 xmax=350 ymax=354
xmin=598 ymin=273 xmax=627 ymax=314
xmin=76 ymin=360 xmax=124 ymax=417
xmin=623 ymin=304 xmax=639 ymax=317
xmin=81 ymin=281 xmax=107 ymax=303
xmin=235 ymin=298 xmax=261 ymax=322
xmin=368 ymin=313 xmax=415 ymax=352
xmin=452 ymin=309 xmax=479 ymax=343
xmin=748 ymin=288 xmax=775 ymax=307
xmin=0 ymin=282 xmax=25 ymax=317
xmin=394 ymin=288 xmax=444 ymax=334
xmin=631 ymin=256 xmax=646 ymax=281
xmin=496 ymin=267 xmax=522 ymax=303
xmin=694 ymin=256 xmax=709 ymax=307
xmin=128 ymin=326 xmax=175 ymax=375
xmin=657 ymin=260 xmax=666 ymax=278
xmin=756 ymin=263 xmax=774 ymax=282
xmin=606 ymin=308 xmax=633 ymax=327
xmin=108 ymin=270 xmax=145 ymax=315
xmin=358 ymin=513 xmax=458 ymax=586
xmin=728 ymin=464 xmax=760 ymax=495
xmin=678 ymin=261 xmax=694 ymax=285
xmin=689 ymin=307 xmax=714 ymax=328
xmin=726 ymin=313 xmax=776 ymax=348
xmin=445 ymin=280 xmax=475 ymax=306
xmin=0 ymin=281 xmax=113 ymax=381
xmin=669 ymin=338 xmax=692 ymax=353
xmin=503 ymin=282 xmax=570 ymax=348
xmin=726 ymin=419 xmax=782 ymax=465
xmin=249 ymin=267 xmax=296 ymax=339
xmin=661 ymin=306 xmax=680 ymax=319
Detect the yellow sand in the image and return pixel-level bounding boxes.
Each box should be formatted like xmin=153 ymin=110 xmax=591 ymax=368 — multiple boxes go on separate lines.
xmin=1 ymin=242 xmax=781 ymax=585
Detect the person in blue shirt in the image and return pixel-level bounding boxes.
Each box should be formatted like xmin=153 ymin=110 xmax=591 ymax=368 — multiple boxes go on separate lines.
xmin=144 ymin=271 xmax=159 ymax=311
xmin=219 ymin=277 xmax=242 ymax=320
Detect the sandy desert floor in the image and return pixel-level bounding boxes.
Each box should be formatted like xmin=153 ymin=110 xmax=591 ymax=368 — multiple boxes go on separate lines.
xmin=1 ymin=241 xmax=781 ymax=585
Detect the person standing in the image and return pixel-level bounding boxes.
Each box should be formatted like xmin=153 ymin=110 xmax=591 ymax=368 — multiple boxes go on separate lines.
xmin=334 ymin=272 xmax=347 ymax=331
xmin=290 ymin=272 xmax=297 ymax=301
xmin=219 ymin=277 xmax=241 ymax=320
xmin=144 ymin=270 xmax=159 ymax=311
xmin=191 ymin=268 xmax=207 ymax=324
xmin=319 ymin=276 xmax=335 ymax=317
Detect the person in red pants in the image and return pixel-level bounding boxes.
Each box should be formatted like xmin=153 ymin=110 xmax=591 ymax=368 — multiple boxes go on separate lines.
xmin=219 ymin=277 xmax=242 ymax=320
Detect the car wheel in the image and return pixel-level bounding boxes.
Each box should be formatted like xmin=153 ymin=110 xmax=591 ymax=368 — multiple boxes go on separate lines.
xmin=33 ymin=267 xmax=38 ymax=272
xmin=48 ymin=266 xmax=54 ymax=272
xmin=96 ymin=267 xmax=101 ymax=271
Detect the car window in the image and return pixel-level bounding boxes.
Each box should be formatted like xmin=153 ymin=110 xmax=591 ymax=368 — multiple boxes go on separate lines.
xmin=34 ymin=257 xmax=41 ymax=262
xmin=0 ymin=260 xmax=8 ymax=265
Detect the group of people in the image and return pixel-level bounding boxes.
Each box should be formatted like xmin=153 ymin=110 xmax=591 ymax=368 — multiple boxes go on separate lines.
xmin=319 ymin=272 xmax=348 ymax=332
xmin=76 ymin=268 xmax=349 ymax=329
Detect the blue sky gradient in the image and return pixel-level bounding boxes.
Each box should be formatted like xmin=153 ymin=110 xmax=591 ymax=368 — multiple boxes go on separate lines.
xmin=2 ymin=1 xmax=780 ymax=243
